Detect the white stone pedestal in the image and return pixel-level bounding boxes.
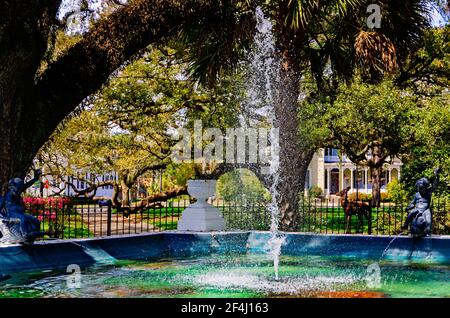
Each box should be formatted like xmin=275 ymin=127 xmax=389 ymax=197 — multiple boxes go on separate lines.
xmin=177 ymin=180 xmax=225 ymax=231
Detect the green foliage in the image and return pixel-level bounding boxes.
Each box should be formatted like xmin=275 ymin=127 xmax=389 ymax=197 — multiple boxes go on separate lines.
xmin=40 ymin=45 xmax=241 ymax=197
xmin=161 ymin=164 xmax=196 ymax=193
xmin=398 ymin=25 xmax=450 ymax=93
xmin=328 ymin=79 xmax=417 ymax=164
xmin=297 ymin=74 xmax=334 ymax=151
xmin=400 ymin=92 xmax=450 ymax=195
xmin=308 ymin=185 xmax=323 ymax=198
xmin=217 ymin=169 xmax=269 ymax=202
xmin=322 ymin=79 xmax=418 ymax=205
xmin=386 ymin=179 xmax=409 ymax=203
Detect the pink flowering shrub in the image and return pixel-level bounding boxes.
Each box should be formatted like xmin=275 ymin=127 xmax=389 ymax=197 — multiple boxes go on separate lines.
xmin=23 ymin=197 xmax=71 ymax=209
xmin=23 ymin=197 xmax=72 ymax=237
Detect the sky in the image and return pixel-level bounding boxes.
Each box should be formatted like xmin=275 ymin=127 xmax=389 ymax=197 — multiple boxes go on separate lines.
xmin=431 ymin=6 xmax=448 ymax=26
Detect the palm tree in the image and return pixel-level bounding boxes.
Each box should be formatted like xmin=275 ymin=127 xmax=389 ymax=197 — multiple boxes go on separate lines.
xmin=176 ymin=0 xmax=432 ymax=228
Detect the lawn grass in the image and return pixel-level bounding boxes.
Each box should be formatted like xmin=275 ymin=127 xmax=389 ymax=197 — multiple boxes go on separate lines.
xmin=298 ymin=206 xmax=407 ymax=234
xmin=25 ymin=207 xmax=92 ymax=239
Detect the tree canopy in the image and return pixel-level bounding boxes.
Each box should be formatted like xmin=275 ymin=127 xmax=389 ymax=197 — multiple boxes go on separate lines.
xmin=38 ymin=44 xmax=242 ymax=205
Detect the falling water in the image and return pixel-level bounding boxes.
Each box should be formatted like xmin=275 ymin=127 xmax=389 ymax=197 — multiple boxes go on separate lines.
xmin=381 ymin=232 xmax=405 ymax=259
xmin=243 ymin=7 xmax=285 ymax=280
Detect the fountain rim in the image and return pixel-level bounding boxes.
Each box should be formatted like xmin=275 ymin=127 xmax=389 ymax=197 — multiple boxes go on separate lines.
xmin=1 ymin=230 xmax=448 ymax=248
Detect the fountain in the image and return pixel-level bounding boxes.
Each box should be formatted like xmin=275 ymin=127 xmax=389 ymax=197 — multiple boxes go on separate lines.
xmin=243 ymin=7 xmax=285 ymax=280
xmin=1 ymin=4 xmax=448 ymax=300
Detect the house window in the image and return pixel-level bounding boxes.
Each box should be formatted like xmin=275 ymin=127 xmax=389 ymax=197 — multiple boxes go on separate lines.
xmin=381 ymin=170 xmax=389 ymax=188
xmin=324 ymin=169 xmax=328 ymax=189
xmin=305 ymin=170 xmax=310 ymax=190
xmin=325 ymin=148 xmax=339 ymax=156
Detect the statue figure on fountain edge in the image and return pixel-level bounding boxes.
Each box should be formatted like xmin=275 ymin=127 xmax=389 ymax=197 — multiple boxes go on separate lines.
xmin=0 ymin=169 xmax=44 ymax=245
xmin=402 ymin=168 xmax=441 ymax=237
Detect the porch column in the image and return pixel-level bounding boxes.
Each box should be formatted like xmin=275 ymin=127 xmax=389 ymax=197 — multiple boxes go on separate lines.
xmin=364 ymin=168 xmax=368 ymax=193
xmin=328 ymin=168 xmax=332 ymax=195
xmin=350 ymin=168 xmax=354 ymax=191
xmin=340 ymin=167 xmax=344 ymax=192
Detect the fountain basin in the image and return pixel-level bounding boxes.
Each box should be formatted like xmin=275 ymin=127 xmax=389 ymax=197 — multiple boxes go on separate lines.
xmin=1 ymin=232 xmax=449 ymax=275
xmin=1 ymin=232 xmax=449 ymax=298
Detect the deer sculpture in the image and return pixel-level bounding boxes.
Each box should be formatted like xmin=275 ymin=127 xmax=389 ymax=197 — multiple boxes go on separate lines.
xmin=338 ymin=186 xmax=372 ymax=234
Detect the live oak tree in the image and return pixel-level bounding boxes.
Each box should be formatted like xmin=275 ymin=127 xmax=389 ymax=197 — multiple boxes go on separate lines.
xmin=326 ymin=80 xmax=419 ymax=207
xmin=39 ymin=102 xmax=172 ymax=207
xmin=0 ymin=0 xmax=226 ymax=192
xmin=38 ymin=45 xmax=242 ymax=206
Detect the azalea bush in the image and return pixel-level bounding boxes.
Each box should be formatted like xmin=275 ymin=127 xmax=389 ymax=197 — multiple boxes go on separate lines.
xmin=23 ymin=197 xmax=72 ymax=209
xmin=23 ymin=197 xmax=72 ymax=238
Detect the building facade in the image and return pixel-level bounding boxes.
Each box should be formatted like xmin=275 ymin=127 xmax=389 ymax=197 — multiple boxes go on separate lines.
xmin=305 ymin=148 xmax=402 ymax=195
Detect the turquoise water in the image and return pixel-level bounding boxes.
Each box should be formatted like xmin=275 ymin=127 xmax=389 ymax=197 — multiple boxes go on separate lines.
xmin=1 ymin=254 xmax=449 ymax=298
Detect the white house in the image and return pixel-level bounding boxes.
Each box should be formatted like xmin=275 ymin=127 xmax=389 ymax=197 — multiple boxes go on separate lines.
xmin=305 ymin=148 xmax=402 ymax=195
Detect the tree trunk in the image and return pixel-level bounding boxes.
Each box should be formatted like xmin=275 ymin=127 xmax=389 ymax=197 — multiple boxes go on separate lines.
xmin=370 ymin=166 xmax=382 ymax=207
xmin=272 ymin=48 xmax=313 ymax=231
xmin=112 ymin=183 xmax=121 ymax=207
xmin=0 ymin=2 xmax=59 ymax=191
xmin=370 ymin=145 xmax=384 ymax=207
xmin=120 ymin=180 xmax=131 ymax=207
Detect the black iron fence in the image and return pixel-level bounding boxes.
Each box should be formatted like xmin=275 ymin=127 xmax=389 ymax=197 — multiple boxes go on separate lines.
xmin=297 ymin=197 xmax=449 ymax=236
xmin=22 ymin=196 xmax=449 ymax=240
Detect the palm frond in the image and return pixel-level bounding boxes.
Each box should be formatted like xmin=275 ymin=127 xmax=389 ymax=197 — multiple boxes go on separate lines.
xmin=334 ymin=0 xmax=362 ymax=16
xmin=285 ymin=0 xmax=321 ymax=30
xmin=377 ymin=0 xmax=432 ymax=63
xmin=176 ymin=1 xmax=257 ymax=86
xmin=355 ymin=30 xmax=398 ymax=80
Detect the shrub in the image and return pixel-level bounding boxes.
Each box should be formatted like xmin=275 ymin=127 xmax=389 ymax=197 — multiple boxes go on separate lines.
xmin=380 ymin=192 xmax=391 ymax=202
xmin=347 ymin=192 xmax=371 ymax=202
xmin=386 ymin=180 xmax=409 ymax=203
xmin=347 ymin=191 xmax=392 ymax=202
xmin=308 ymin=185 xmax=323 ymax=199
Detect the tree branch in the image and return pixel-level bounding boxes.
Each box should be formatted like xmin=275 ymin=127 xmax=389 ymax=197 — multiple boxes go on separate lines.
xmin=30 ymin=0 xmax=221 ymax=158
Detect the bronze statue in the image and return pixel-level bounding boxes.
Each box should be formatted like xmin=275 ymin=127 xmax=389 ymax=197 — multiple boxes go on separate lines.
xmin=402 ymin=168 xmax=441 ymax=237
xmin=0 ymin=170 xmax=44 ymax=245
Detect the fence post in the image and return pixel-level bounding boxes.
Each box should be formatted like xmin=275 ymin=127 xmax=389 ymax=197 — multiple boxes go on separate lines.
xmin=107 ymin=200 xmax=112 ymax=236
